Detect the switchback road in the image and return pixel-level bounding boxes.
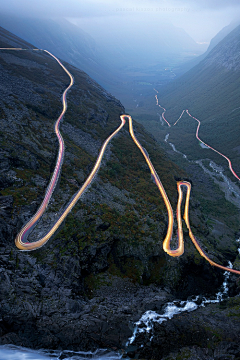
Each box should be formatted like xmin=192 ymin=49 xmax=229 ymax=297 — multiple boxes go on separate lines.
xmin=1 ymin=48 xmax=239 ymax=274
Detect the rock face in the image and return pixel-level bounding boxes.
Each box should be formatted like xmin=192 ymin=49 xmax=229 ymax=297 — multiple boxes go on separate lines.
xmin=0 ymin=272 xmax=174 ymax=350
xmin=203 ymin=24 xmax=240 ymax=71
xmin=0 ymin=26 xmax=240 ymax=359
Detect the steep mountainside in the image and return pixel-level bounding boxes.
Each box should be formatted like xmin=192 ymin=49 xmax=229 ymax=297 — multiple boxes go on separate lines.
xmin=1 ymin=26 xmax=240 ymax=358
xmin=156 ymin=24 xmax=240 ymax=178
xmin=0 ymin=15 xmax=120 ymax=89
xmin=174 ymin=21 xmax=240 ymax=76
xmin=207 ymin=21 xmax=240 ymax=53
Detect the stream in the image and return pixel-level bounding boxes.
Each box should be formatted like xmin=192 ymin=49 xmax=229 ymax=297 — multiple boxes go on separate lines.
xmin=164 ymin=133 xmax=240 ymax=209
xmin=126 ymin=261 xmax=233 ymax=346
xmin=121 ymin=130 xmax=240 ymax=347
xmin=0 ymin=260 xmax=236 ymax=359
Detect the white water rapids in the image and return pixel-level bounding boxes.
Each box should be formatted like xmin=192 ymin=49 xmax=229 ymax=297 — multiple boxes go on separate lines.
xmin=127 ymin=261 xmax=233 ymax=346
xmin=1 ymin=258 xmax=236 ymax=359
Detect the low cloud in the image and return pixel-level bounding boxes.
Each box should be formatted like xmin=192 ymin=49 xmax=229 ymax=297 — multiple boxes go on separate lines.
xmin=1 ymin=0 xmax=240 ymax=43
xmin=1 ymin=0 xmax=240 ymax=18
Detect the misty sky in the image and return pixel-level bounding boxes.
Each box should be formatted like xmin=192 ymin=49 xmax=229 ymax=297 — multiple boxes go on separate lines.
xmin=1 ymin=0 xmax=240 ymax=42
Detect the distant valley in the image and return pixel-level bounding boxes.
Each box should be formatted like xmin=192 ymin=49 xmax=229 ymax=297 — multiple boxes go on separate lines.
xmin=0 ymin=14 xmax=207 ymax=102
xmin=137 ymin=24 xmax=240 ymax=177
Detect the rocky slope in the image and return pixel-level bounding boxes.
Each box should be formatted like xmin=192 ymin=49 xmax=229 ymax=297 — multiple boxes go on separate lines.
xmin=0 ymin=27 xmax=240 ymax=359
xmin=174 ymin=21 xmax=240 ymax=76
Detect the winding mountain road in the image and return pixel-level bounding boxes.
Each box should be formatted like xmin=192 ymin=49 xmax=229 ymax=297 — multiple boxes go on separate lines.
xmin=1 ymin=48 xmax=239 ymax=274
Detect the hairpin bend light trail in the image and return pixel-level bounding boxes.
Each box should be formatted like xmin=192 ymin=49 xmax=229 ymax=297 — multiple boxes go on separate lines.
xmin=1 ymin=47 xmax=239 ymax=275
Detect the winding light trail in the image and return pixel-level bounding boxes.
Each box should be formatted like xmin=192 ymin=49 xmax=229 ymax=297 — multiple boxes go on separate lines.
xmin=155 ymin=94 xmax=171 ymax=127
xmin=153 ymin=90 xmax=240 ymax=273
xmin=126 ymin=115 xmax=240 ymax=274
xmin=124 ymin=115 xmax=174 ymax=256
xmin=4 ymin=48 xmax=73 ymax=250
xmin=16 ymin=116 xmax=125 ymax=250
xmin=4 ymin=47 xmax=125 ymax=250
xmin=1 ymin=48 xmax=239 ymax=274
xmin=177 ymin=182 xmax=240 ymax=275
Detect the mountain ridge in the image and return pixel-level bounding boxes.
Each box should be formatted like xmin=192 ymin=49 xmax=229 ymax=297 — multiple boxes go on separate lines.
xmin=154 ymin=23 xmax=240 ymax=180
xmin=173 ymin=21 xmax=240 ymax=76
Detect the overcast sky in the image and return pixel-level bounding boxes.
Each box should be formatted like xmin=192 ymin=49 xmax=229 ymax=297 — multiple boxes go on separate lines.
xmin=1 ymin=0 xmax=240 ymax=42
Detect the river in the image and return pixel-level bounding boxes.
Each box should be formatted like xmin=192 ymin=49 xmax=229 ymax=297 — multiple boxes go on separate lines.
xmin=1 ymin=257 xmax=237 ymax=360
xmin=0 ymin=346 xmax=123 ymax=360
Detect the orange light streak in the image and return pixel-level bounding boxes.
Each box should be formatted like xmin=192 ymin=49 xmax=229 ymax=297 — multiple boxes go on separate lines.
xmin=177 ymin=182 xmax=240 ymax=275
xmin=15 ymin=116 xmax=125 ymax=250
xmin=126 ymin=115 xmax=240 ymax=273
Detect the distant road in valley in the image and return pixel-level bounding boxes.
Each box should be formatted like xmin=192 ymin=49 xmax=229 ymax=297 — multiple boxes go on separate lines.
xmin=154 ymin=89 xmax=240 ymax=182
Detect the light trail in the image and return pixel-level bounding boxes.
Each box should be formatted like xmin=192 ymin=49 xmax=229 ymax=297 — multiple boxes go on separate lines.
xmin=0 ymin=47 xmax=74 ymax=250
xmin=8 ymin=48 xmax=125 ymax=250
xmin=16 ymin=116 xmax=125 ymax=250
xmin=0 ymin=48 xmax=40 ymax=51
xmin=155 ymin=95 xmax=171 ymax=127
xmin=154 ymin=90 xmax=171 ymax=127
xmin=186 ymin=110 xmax=240 ymax=182
xmin=0 ymin=47 xmax=23 ymax=50
xmin=154 ymin=91 xmax=184 ymax=127
xmin=2 ymin=47 xmax=239 ymax=274
xmin=173 ymin=110 xmax=185 ymax=126
xmin=177 ymin=182 xmax=240 ymax=275
xmin=152 ymin=90 xmax=240 ymax=273
xmin=127 ymin=114 xmax=240 ymax=273
xmin=123 ymin=115 xmax=175 ymax=256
